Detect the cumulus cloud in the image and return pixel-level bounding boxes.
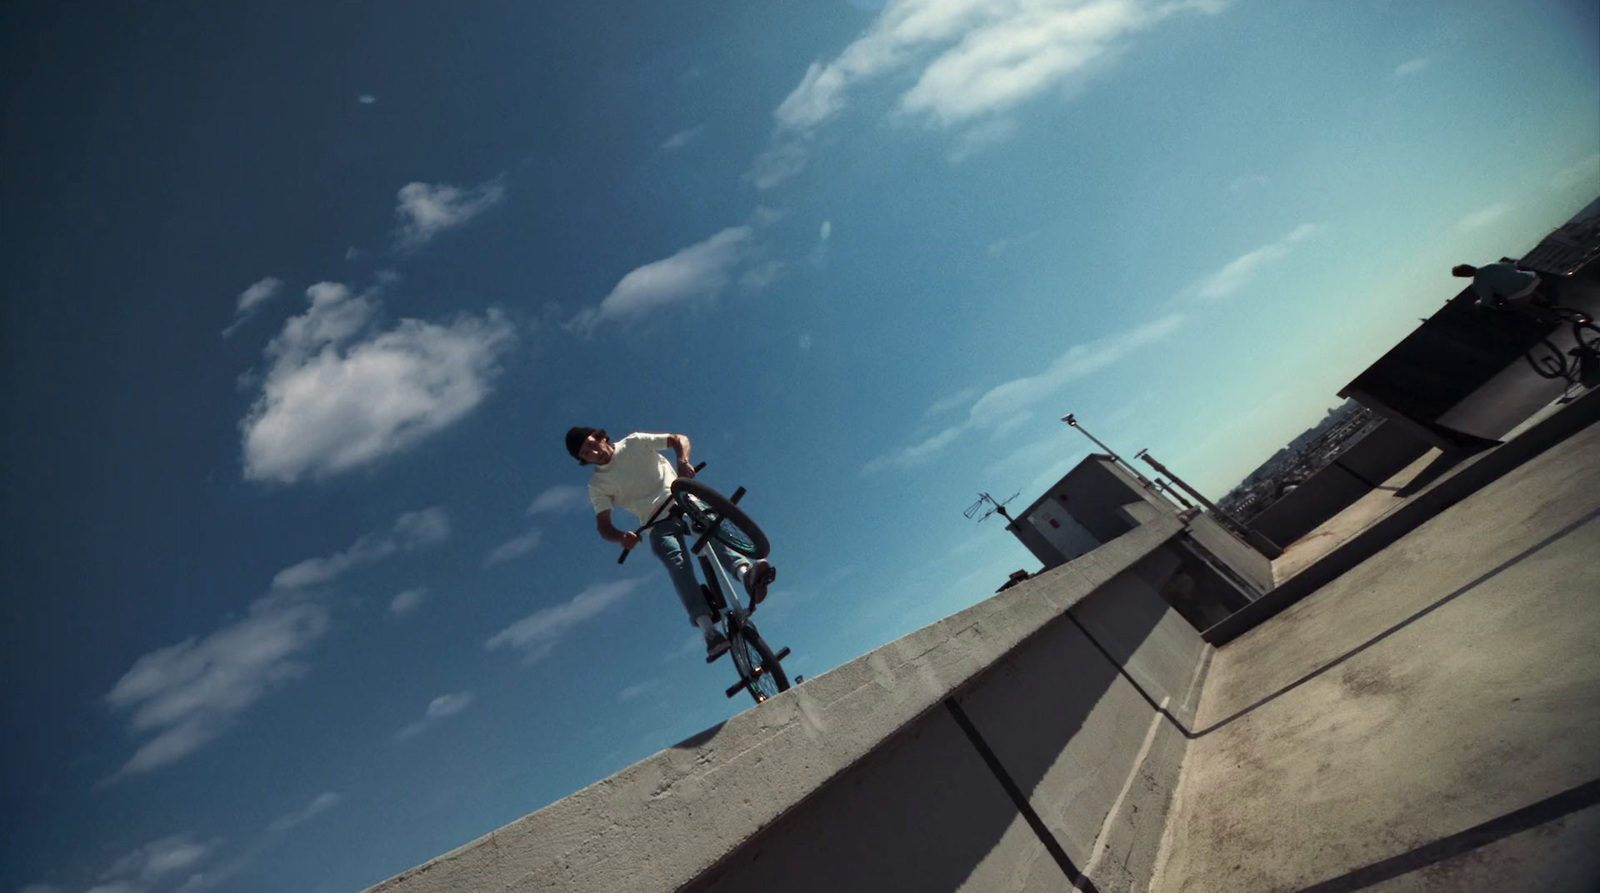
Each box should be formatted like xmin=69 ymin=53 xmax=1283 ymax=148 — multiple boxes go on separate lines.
xmin=752 ymin=0 xmax=1227 ymax=188
xmin=568 ymin=226 xmax=752 ymax=332
xmin=105 ymin=594 xmax=330 ymax=776
xmin=1455 ymin=203 xmax=1509 ymax=232
xmin=863 ymin=313 xmax=1184 ymax=474
xmin=239 ymin=279 xmax=516 ymax=483
xmin=389 ymin=587 xmax=427 ymax=615
xmin=1393 ymin=57 xmax=1430 ymax=78
xmin=484 ymin=529 xmax=543 ymax=568
xmin=660 ymin=125 xmax=704 ymax=150
xmin=1184 ymin=223 xmax=1321 ymax=302
xmin=396 ymin=692 xmax=476 ymax=740
xmin=221 ymin=277 xmax=284 ymax=339
xmin=272 ymin=507 xmax=450 ymax=590
xmin=268 ymin=792 xmax=345 ymax=833
xmin=393 ymin=177 xmax=506 ymax=248
xmin=486 ymin=579 xmax=643 ymax=663
xmin=526 ymin=484 xmax=591 ymax=515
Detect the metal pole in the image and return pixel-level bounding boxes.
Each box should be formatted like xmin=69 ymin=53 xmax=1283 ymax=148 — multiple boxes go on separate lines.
xmin=1134 ymin=449 xmax=1240 ymax=530
xmin=1061 ymin=414 xmax=1152 ymax=486
xmin=1154 ymin=478 xmax=1194 ymax=510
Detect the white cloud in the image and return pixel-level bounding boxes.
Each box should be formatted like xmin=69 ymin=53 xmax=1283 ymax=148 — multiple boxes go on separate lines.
xmin=221 ymin=277 xmax=284 ymax=339
xmin=924 ymin=386 xmax=981 ymax=418
xmin=484 ymin=529 xmax=543 ymax=568
xmin=396 ymin=692 xmax=475 ymax=740
xmin=389 ymin=587 xmax=426 ymax=615
xmin=1185 ymin=222 xmax=1321 ymax=302
xmin=1455 ymin=202 xmax=1509 ymax=232
xmin=486 ymin=579 xmax=643 ymax=663
xmin=948 ymin=116 xmax=1019 ymax=162
xmin=105 ymin=595 xmax=329 ymax=776
xmin=752 ymin=0 xmax=1226 ymax=189
xmin=1393 ymin=57 xmax=1429 ymax=78
xmin=268 ymin=792 xmax=345 ymax=834
xmin=239 ymin=279 xmax=516 ymax=483
xmin=864 ymin=313 xmax=1184 ymax=474
xmin=393 ymin=177 xmax=506 ymax=248
xmin=272 ymin=507 xmax=450 ymax=590
xmin=569 ymin=226 xmax=752 ymax=332
xmin=660 ymin=125 xmax=704 ymax=150
xmin=618 ymin=681 xmax=661 ymax=701
xmin=527 ymin=484 xmax=590 ymax=515
xmin=1551 ymin=153 xmax=1600 ymax=191
xmin=358 ymin=94 xmax=377 ymax=104
xmin=105 ymin=836 xmax=215 ymax=882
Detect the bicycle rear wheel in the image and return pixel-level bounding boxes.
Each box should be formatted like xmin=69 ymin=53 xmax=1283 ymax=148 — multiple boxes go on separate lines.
xmin=671 ymin=479 xmax=770 ymax=559
xmin=729 ymin=621 xmax=789 ymax=704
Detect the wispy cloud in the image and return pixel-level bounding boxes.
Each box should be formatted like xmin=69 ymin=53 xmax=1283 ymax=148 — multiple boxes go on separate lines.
xmin=393 ymin=177 xmax=506 ymax=249
xmin=484 ymin=528 xmax=543 ymax=568
xmin=1393 ymin=57 xmax=1430 ymax=78
xmin=618 ymin=681 xmax=662 ymax=702
xmin=568 ymin=226 xmax=752 ymax=332
xmin=1455 ymin=202 xmax=1509 ymax=232
xmin=751 ymin=0 xmax=1228 ymax=189
xmin=1183 ymin=222 xmax=1321 ymax=302
xmin=660 ymin=125 xmax=704 ymax=150
xmin=239 ymin=278 xmax=516 ymax=483
xmin=486 ymin=579 xmax=643 ymax=663
xmin=267 ymin=792 xmax=344 ymax=833
xmin=221 ymin=277 xmax=284 ymax=338
xmin=1551 ymin=153 xmax=1600 ymax=191
xmin=105 ymin=594 xmax=330 ymax=776
xmin=273 ymin=507 xmax=450 ymax=590
xmin=396 ymin=692 xmax=475 ymax=740
xmin=863 ymin=313 xmax=1184 ymax=474
xmin=389 ymin=587 xmax=426 ymax=615
xmin=527 ymin=484 xmax=591 ymax=515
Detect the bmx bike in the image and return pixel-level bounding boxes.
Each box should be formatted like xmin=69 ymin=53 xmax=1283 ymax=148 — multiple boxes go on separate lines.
xmin=1507 ymin=299 xmax=1600 ymax=388
xmin=619 ymin=466 xmax=792 ymax=704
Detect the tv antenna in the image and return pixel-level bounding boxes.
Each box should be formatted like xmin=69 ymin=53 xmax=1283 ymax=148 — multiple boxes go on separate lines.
xmin=964 ymin=491 xmax=1019 ymax=524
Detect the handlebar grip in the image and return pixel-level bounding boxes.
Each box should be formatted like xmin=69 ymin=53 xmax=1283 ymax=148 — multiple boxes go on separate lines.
xmin=618 ymin=547 xmax=631 ymax=565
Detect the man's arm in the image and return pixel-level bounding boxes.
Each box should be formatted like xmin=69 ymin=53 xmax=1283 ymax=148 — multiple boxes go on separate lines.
xmin=595 ymin=509 xmax=640 ymax=550
xmin=667 ymin=433 xmax=694 ymax=478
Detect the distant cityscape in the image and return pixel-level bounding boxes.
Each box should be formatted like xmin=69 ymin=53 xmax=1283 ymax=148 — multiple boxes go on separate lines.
xmin=1218 ymin=399 xmax=1383 ymax=522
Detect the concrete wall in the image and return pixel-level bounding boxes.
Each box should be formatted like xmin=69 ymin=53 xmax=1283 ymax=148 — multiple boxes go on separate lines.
xmin=1247 ymin=421 xmax=1432 ymax=552
xmin=363 ymin=514 xmax=1210 ymax=893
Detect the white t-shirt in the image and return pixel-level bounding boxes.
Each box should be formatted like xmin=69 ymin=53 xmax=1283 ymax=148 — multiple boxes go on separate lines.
xmin=588 ymin=433 xmax=677 ymax=524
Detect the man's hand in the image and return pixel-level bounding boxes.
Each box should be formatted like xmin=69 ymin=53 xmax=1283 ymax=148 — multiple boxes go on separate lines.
xmin=619 ymin=531 xmax=642 ymax=551
xmin=676 ymin=461 xmax=696 ymax=479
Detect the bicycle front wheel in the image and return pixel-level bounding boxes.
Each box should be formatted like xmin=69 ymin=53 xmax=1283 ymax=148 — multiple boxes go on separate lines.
xmin=671 ymin=479 xmax=770 ymax=559
xmin=730 ymin=622 xmax=789 ymax=704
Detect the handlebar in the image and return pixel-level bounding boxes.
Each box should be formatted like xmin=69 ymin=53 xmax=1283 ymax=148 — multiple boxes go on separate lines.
xmin=618 ymin=461 xmax=706 ymax=564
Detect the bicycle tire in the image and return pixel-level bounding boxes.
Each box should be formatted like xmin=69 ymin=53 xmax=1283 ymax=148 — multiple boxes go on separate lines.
xmin=1573 ymin=321 xmax=1600 ymax=382
xmin=670 ymin=479 xmax=770 ymax=559
xmin=731 ymin=622 xmax=789 ymax=703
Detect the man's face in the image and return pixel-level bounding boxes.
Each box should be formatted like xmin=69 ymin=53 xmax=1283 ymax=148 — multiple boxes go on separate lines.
xmin=578 ymin=431 xmax=614 ymax=465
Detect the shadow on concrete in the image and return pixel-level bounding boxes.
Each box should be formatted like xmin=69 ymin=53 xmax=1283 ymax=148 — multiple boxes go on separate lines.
xmin=1392 ymin=449 xmax=1475 ymax=498
xmin=1188 ymin=504 xmax=1600 ymax=739
xmin=672 ymin=722 xmax=728 ymax=750
xmin=1286 ymin=779 xmax=1600 ymax=893
xmin=679 ymin=607 xmax=1142 ymax=893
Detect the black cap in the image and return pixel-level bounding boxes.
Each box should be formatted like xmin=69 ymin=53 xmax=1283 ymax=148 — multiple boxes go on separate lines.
xmin=566 ymin=426 xmax=601 ymax=465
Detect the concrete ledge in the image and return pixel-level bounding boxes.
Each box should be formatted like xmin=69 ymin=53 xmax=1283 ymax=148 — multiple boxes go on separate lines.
xmin=1203 ymin=387 xmax=1600 ymax=646
xmin=363 ymin=514 xmax=1187 ymax=893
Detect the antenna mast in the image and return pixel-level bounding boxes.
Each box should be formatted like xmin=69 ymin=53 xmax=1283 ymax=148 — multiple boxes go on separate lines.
xmin=964 ymin=491 xmax=1020 ymax=524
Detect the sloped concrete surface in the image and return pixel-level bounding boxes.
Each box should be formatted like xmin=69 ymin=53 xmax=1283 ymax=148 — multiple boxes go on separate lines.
xmin=1150 ymin=421 xmax=1600 ymax=892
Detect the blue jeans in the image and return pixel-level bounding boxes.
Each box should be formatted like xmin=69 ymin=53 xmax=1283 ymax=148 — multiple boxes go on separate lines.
xmin=649 ymin=514 xmax=749 ymax=625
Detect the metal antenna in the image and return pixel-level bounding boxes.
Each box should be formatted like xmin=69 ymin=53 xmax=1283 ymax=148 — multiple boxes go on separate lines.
xmin=964 ymin=491 xmax=1020 ymax=524
xmin=1061 ymin=413 xmax=1153 ymax=486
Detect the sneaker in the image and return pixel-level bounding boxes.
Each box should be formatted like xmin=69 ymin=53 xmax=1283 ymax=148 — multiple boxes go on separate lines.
xmin=743 ymin=560 xmax=776 ymax=605
xmin=704 ymin=629 xmax=730 ymax=662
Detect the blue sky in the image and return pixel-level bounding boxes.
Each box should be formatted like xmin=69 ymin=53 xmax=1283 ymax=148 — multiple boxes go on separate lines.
xmin=2 ymin=1 xmax=1596 ymax=891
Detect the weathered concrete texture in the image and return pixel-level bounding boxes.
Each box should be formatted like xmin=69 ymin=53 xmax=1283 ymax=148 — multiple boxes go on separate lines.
xmin=1149 ymin=421 xmax=1600 ymax=893
xmin=362 ymin=515 xmax=1188 ymax=893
